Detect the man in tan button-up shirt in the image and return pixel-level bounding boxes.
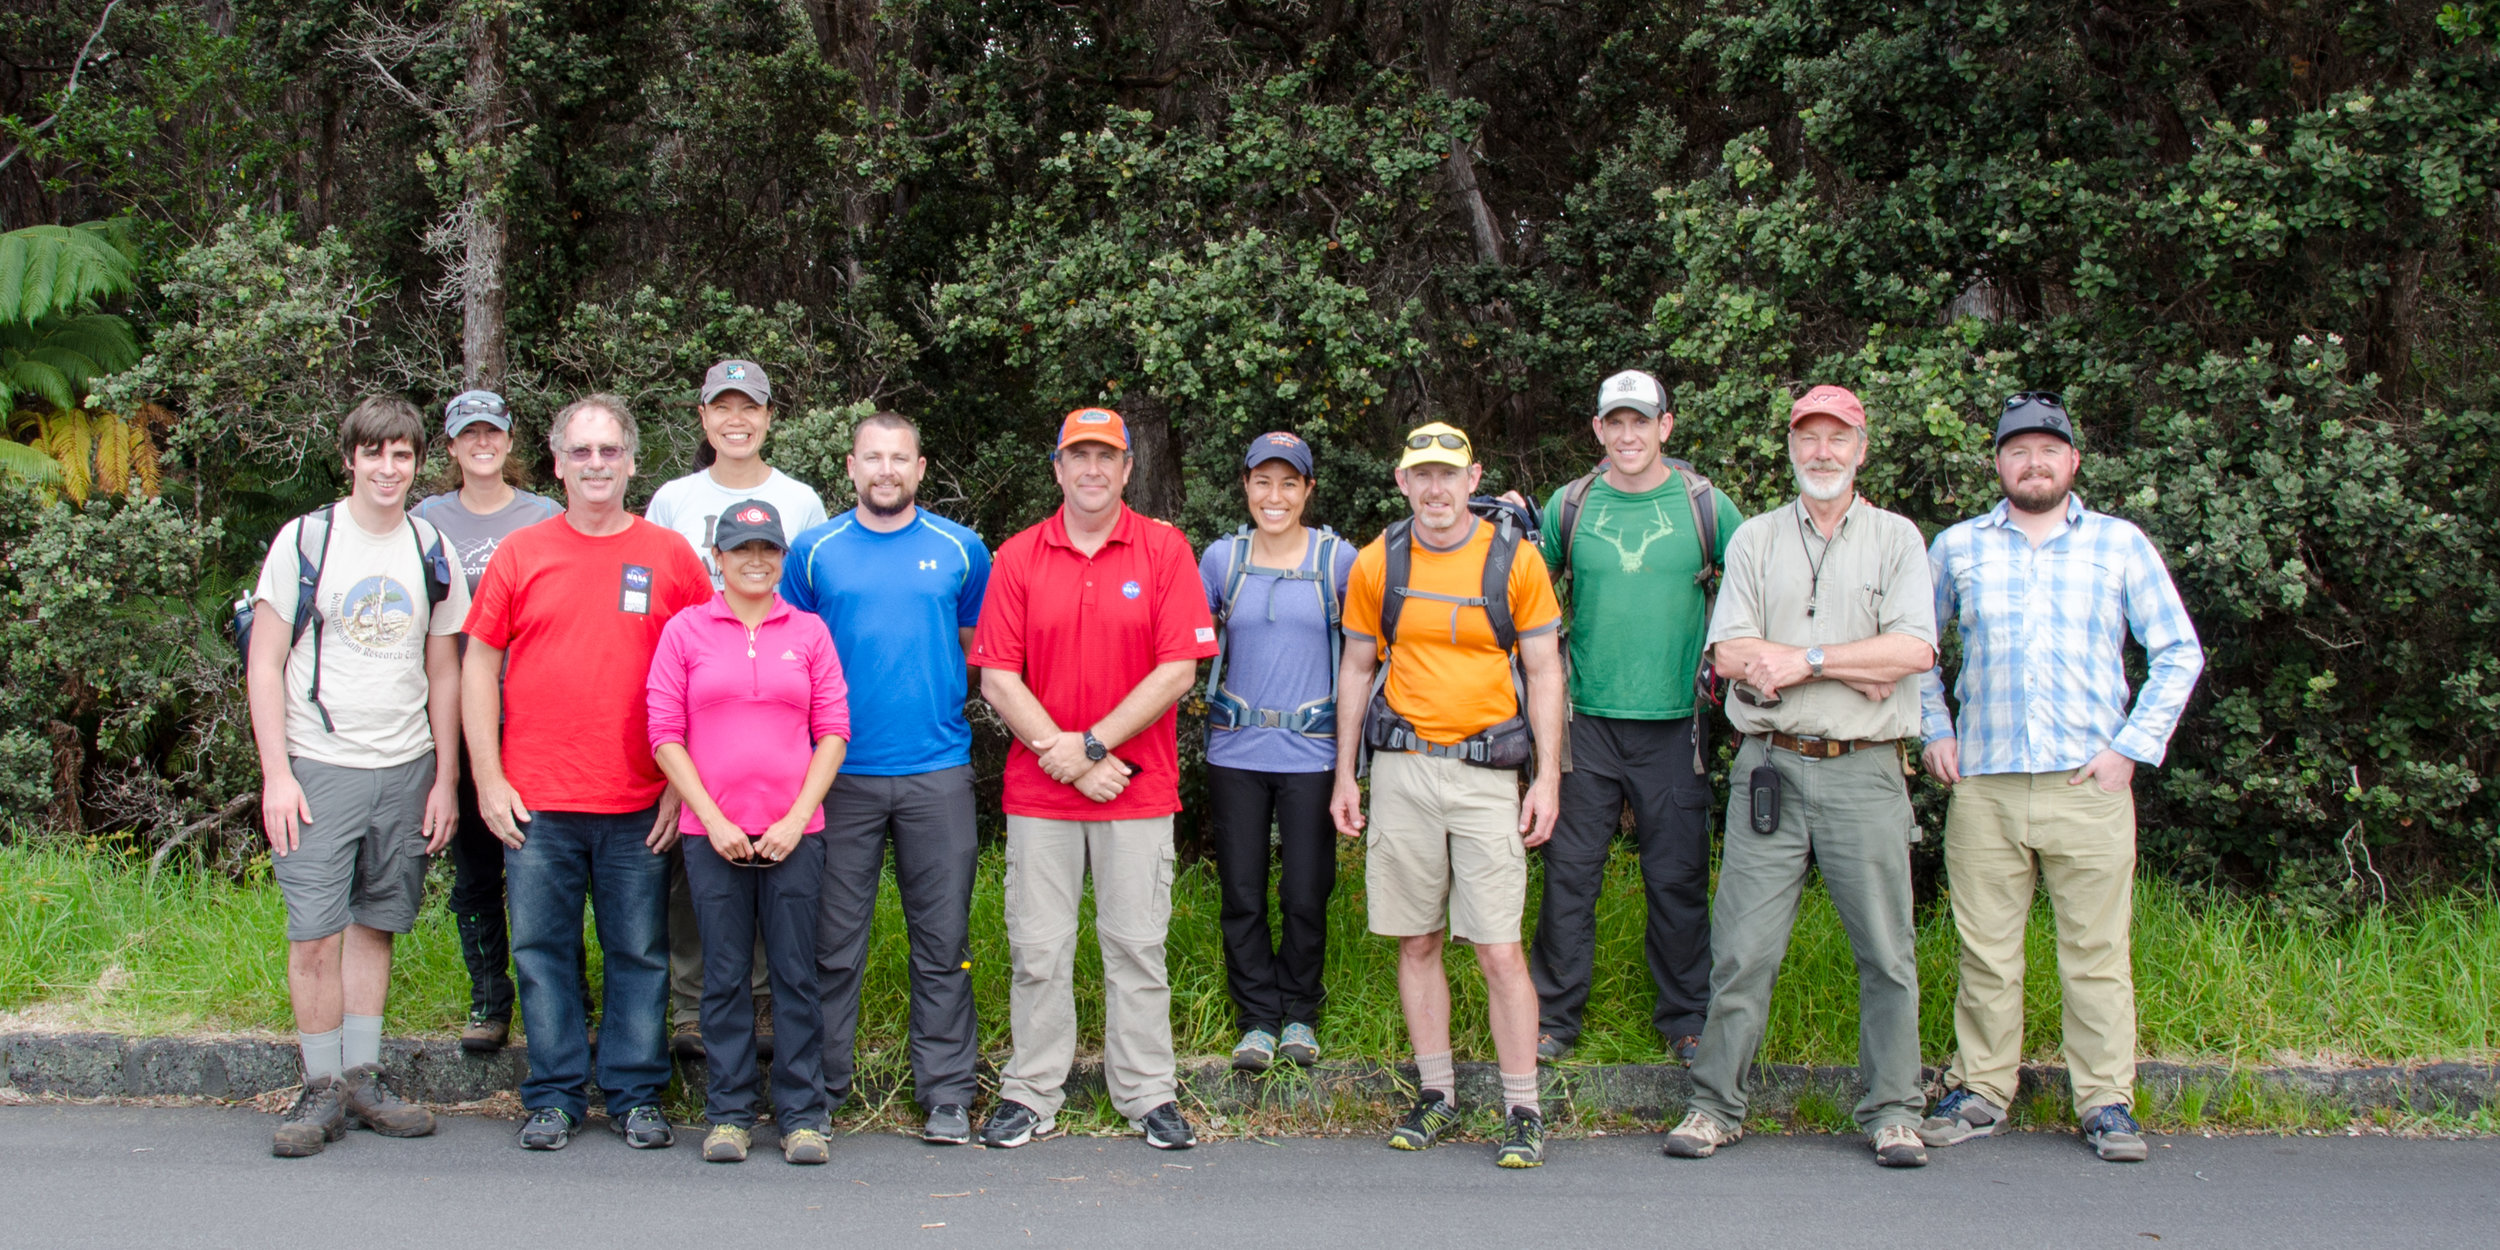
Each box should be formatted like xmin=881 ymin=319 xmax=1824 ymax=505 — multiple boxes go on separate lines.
xmin=1663 ymin=384 xmax=1939 ymax=1169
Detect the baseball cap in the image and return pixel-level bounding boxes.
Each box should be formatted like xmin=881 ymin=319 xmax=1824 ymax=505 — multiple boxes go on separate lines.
xmin=443 ymin=390 xmax=510 ymax=435
xmin=701 ymin=360 xmax=773 ymax=406
xmin=1396 ymin=421 xmax=1474 ymax=471
xmin=1995 ymin=391 xmax=2076 ymax=448
xmin=1242 ymin=431 xmax=1314 ymax=477
xmin=1056 ymin=407 xmax=1130 ymax=451
xmin=710 ymin=498 xmax=788 ymax=552
xmin=1789 ymin=385 xmax=1867 ymax=429
xmin=1595 ymin=370 xmax=1667 ymax=421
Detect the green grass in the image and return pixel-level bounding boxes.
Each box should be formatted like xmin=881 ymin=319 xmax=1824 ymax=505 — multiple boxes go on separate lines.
xmin=3 ymin=841 xmax=2495 ymax=1074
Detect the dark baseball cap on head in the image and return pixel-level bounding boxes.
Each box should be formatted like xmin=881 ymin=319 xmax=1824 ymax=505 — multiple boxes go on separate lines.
xmin=702 ymin=360 xmax=772 ymax=406
xmin=1242 ymin=431 xmax=1314 ymax=477
xmin=711 ymin=498 xmax=787 ymax=552
xmin=1996 ymin=391 xmax=2075 ymax=447
xmin=444 ymin=390 xmax=510 ymax=435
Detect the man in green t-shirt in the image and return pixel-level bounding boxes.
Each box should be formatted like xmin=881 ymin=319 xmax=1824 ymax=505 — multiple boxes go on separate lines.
xmin=1524 ymin=369 xmax=1743 ymax=1064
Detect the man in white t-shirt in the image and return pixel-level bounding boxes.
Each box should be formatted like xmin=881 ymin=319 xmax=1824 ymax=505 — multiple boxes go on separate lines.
xmin=246 ymin=395 xmax=471 ymax=1158
xmin=643 ymin=359 xmax=829 ymax=1056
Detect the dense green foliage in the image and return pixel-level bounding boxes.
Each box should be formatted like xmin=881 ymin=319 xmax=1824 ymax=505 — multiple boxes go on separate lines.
xmin=1 ymin=0 xmax=2496 ymax=907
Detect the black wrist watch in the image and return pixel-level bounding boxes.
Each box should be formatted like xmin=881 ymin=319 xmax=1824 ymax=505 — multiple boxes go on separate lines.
xmin=1082 ymin=731 xmax=1108 ymax=762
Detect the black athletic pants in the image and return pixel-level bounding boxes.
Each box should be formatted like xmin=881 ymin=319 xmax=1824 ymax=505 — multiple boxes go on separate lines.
xmin=1205 ymin=764 xmax=1337 ymax=1035
xmin=1529 ymin=714 xmax=1714 ymax=1043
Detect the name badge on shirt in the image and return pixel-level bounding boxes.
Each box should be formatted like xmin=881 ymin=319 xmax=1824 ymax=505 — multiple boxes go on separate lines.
xmin=620 ymin=563 xmax=653 ymax=615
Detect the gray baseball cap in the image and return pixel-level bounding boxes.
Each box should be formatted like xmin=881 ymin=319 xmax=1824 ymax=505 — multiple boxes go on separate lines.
xmin=443 ymin=390 xmax=510 ymax=435
xmin=701 ymin=360 xmax=772 ymax=406
xmin=1995 ymin=391 xmax=2075 ymax=447
xmin=710 ymin=498 xmax=787 ymax=553
xmin=1595 ymin=369 xmax=1667 ymax=421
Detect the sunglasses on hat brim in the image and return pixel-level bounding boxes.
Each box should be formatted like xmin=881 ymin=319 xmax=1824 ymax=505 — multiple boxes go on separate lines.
xmin=2003 ymin=391 xmax=2065 ymax=409
xmin=1405 ymin=432 xmax=1468 ymax=451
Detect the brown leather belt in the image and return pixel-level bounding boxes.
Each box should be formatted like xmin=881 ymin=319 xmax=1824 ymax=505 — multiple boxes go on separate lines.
xmin=1760 ymin=732 xmax=1895 ymax=760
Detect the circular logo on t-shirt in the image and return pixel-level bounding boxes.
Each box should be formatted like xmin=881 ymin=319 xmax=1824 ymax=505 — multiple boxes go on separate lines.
xmin=336 ymin=576 xmax=418 ymax=653
xmin=1121 ymin=580 xmax=1141 ymax=599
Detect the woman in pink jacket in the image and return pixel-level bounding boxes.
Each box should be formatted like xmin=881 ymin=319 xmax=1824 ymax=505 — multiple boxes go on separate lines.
xmin=646 ymin=498 xmax=850 ymax=1166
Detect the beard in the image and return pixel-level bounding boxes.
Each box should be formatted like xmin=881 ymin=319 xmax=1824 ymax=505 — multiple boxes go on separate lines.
xmin=1792 ymin=459 xmax=1856 ymax=502
xmin=2005 ymin=471 xmax=2069 ymax=514
xmin=861 ymin=482 xmax=916 ymax=518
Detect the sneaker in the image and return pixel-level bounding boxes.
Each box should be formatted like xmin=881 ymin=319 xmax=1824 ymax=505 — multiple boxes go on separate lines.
xmin=341 ymin=1064 xmax=435 ymax=1137
xmin=460 ymin=1014 xmax=510 ymax=1054
xmin=1668 ymin=1034 xmax=1701 ymax=1066
xmin=702 ymin=1123 xmax=751 ymax=1162
xmin=518 ymin=1106 xmax=575 ymax=1151
xmin=979 ymin=1100 xmax=1056 ymax=1148
xmin=1278 ymin=1023 xmax=1321 ymax=1066
xmin=670 ymin=1022 xmax=705 ymax=1063
xmin=1535 ymin=1033 xmax=1572 ymax=1063
xmin=922 ymin=1103 xmax=973 ymax=1145
xmin=1131 ymin=1101 xmax=1196 ymax=1150
xmin=270 ymin=1076 xmax=349 ymax=1157
xmin=2082 ymin=1104 xmax=2149 ymax=1162
xmin=1919 ymin=1088 xmax=2006 ymax=1147
xmin=782 ymin=1126 xmax=830 ymax=1165
xmin=609 ymin=1104 xmax=675 ymax=1149
xmin=1231 ymin=1028 xmax=1278 ymax=1073
xmin=1387 ymin=1093 xmax=1461 ymax=1151
xmin=1661 ymin=1109 xmax=1740 ymax=1158
xmin=1871 ymin=1122 xmax=1929 ymax=1168
xmin=1495 ymin=1107 xmax=1546 ymax=1168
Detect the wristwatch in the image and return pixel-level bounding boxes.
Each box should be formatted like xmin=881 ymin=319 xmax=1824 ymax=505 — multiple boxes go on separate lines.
xmin=1082 ymin=731 xmax=1108 ymax=762
xmin=1805 ymin=647 xmax=1827 ymax=679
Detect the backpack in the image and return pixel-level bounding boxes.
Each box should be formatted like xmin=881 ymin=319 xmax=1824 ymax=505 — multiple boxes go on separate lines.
xmin=1550 ymin=459 xmax=1726 ymax=773
xmin=1360 ymin=499 xmax=1539 ymax=774
xmin=1205 ymin=525 xmax=1346 ymax=738
xmin=230 ymin=503 xmax=455 ymax=734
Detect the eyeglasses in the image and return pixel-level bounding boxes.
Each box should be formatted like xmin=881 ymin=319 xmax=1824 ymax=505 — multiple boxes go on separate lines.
xmin=561 ymin=443 xmax=629 ymax=463
xmin=1406 ymin=432 xmax=1468 ymax=451
xmin=2004 ymin=391 xmax=2065 ymax=409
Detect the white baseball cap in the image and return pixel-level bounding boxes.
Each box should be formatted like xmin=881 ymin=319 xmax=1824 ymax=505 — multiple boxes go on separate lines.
xmin=1595 ymin=369 xmax=1666 ymax=421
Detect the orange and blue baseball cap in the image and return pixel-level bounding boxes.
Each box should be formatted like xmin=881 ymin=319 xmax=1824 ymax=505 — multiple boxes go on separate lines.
xmin=1056 ymin=407 xmax=1129 ymax=451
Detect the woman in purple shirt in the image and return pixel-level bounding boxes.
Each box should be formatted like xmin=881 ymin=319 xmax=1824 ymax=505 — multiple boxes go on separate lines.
xmin=646 ymin=499 xmax=850 ymax=1166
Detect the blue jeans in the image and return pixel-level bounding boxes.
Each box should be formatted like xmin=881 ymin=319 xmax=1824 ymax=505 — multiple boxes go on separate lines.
xmin=506 ymin=806 xmax=670 ymax=1122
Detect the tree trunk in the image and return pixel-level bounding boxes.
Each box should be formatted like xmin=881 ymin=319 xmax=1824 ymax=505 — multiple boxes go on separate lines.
xmin=460 ymin=13 xmax=510 ymax=391
xmin=1419 ymin=0 xmax=1503 ymax=267
xmin=1123 ymin=392 xmax=1187 ymax=523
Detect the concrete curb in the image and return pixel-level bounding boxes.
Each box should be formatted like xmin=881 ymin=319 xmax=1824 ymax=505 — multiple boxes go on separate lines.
xmin=6 ymin=1031 xmax=2495 ymax=1120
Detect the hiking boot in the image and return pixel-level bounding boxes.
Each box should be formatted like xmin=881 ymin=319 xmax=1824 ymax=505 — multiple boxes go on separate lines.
xmin=922 ymin=1103 xmax=973 ymax=1145
xmin=518 ymin=1106 xmax=575 ymax=1151
xmin=609 ymin=1104 xmax=675 ymax=1149
xmin=460 ymin=1014 xmax=510 ymax=1054
xmin=1495 ymin=1107 xmax=1546 ymax=1168
xmin=1231 ymin=1028 xmax=1278 ymax=1073
xmin=2082 ymin=1104 xmax=2149 ymax=1162
xmin=1278 ymin=1023 xmax=1321 ymax=1066
xmin=1662 ymin=1109 xmax=1740 ymax=1158
xmin=979 ymin=1100 xmax=1055 ymax=1148
xmin=702 ymin=1123 xmax=751 ymax=1162
xmin=782 ymin=1126 xmax=830 ymax=1165
xmin=270 ymin=1076 xmax=348 ymax=1157
xmin=1131 ymin=1101 xmax=1196 ymax=1150
xmin=341 ymin=1064 xmax=435 ymax=1137
xmin=1535 ymin=1033 xmax=1572 ymax=1063
xmin=1919 ymin=1088 xmax=2006 ymax=1148
xmin=670 ymin=1022 xmax=705 ymax=1063
xmin=1387 ymin=1093 xmax=1461 ymax=1151
xmin=1871 ymin=1122 xmax=1929 ymax=1168
xmin=1668 ymin=1035 xmax=1701 ymax=1066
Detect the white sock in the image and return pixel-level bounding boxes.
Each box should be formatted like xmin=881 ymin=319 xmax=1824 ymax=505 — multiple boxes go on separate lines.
xmin=1501 ymin=1068 xmax=1540 ymax=1118
xmin=341 ymin=1013 xmax=384 ymax=1071
xmin=1415 ymin=1050 xmax=1455 ymax=1103
xmin=298 ymin=1027 xmax=344 ymax=1082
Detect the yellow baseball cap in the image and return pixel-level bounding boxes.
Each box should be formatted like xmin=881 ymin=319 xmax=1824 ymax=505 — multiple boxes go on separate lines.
xmin=1396 ymin=421 xmax=1473 ymax=471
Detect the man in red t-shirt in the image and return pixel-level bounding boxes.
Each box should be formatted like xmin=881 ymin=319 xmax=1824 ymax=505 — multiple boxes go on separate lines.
xmin=969 ymin=407 xmax=1218 ymax=1152
xmin=461 ymin=393 xmax=711 ymax=1153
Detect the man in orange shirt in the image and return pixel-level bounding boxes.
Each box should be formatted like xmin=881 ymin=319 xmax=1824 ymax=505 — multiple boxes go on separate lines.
xmin=1329 ymin=421 xmax=1566 ymax=1169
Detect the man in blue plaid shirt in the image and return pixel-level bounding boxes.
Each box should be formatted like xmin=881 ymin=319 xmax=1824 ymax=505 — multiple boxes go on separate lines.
xmin=1913 ymin=393 xmax=2203 ymax=1164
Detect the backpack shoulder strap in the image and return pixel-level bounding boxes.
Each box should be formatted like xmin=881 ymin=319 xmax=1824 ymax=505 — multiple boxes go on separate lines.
xmin=1555 ymin=470 xmax=1601 ymax=591
xmin=1314 ymin=528 xmax=1344 ymax=629
xmin=1214 ymin=526 xmax=1254 ymax=628
xmin=407 ymin=515 xmax=453 ymax=609
xmin=1379 ymin=518 xmax=1414 ymax=649
xmin=1670 ymin=461 xmax=1722 ymax=586
xmin=297 ymin=504 xmax=338 ymax=733
xmin=1482 ymin=515 xmax=1520 ymax=652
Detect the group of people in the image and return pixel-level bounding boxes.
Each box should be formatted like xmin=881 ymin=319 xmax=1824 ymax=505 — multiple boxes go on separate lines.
xmin=245 ymin=359 xmax=2203 ymax=1173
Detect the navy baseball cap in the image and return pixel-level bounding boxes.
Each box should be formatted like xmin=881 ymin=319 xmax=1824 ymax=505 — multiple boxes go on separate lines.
xmin=711 ymin=499 xmax=787 ymax=552
xmin=1242 ymin=431 xmax=1315 ymax=477
xmin=444 ymin=390 xmax=510 ymax=435
xmin=1995 ymin=391 xmax=2076 ymax=447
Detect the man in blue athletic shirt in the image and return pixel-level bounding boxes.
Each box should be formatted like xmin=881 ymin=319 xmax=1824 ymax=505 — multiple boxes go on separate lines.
xmin=780 ymin=411 xmax=992 ymax=1145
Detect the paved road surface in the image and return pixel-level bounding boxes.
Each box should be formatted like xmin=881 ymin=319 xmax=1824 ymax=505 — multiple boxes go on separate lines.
xmin=3 ymin=1106 xmax=2491 ymax=1249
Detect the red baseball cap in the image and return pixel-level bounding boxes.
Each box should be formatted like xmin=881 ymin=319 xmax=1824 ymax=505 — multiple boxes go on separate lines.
xmin=1056 ymin=406 xmax=1130 ymax=451
xmin=1789 ymin=385 xmax=1866 ymax=429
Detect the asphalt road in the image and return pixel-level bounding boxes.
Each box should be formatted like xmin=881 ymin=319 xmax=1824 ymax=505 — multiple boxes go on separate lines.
xmin=2 ymin=1106 xmax=2492 ymax=1249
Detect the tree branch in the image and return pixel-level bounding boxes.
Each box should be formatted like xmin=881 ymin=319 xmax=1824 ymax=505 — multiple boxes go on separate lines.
xmin=0 ymin=0 xmax=126 ymax=176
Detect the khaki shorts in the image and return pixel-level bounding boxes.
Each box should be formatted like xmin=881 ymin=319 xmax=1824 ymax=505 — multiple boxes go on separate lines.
xmin=1364 ymin=750 xmax=1526 ymax=944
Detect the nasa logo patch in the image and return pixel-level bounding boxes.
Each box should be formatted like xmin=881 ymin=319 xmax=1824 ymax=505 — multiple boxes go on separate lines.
xmin=1121 ymin=580 xmax=1141 ymax=599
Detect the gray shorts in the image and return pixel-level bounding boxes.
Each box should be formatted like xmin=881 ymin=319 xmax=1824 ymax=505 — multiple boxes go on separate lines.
xmin=273 ymin=755 xmax=436 ymax=942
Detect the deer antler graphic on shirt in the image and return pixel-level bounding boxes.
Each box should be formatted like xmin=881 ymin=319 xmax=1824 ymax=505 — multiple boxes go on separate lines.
xmin=1591 ymin=510 xmax=1677 ymax=573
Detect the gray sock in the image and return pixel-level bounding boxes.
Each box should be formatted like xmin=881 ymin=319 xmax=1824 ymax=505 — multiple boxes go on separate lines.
xmin=298 ymin=1027 xmax=344 ymax=1082
xmin=1415 ymin=1050 xmax=1455 ymax=1103
xmin=1500 ymin=1068 xmax=1540 ymax=1118
xmin=341 ymin=1014 xmax=384 ymax=1071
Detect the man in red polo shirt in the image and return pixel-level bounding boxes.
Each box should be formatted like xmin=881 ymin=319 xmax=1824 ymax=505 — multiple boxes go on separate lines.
xmin=970 ymin=406 xmax=1219 ymax=1152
